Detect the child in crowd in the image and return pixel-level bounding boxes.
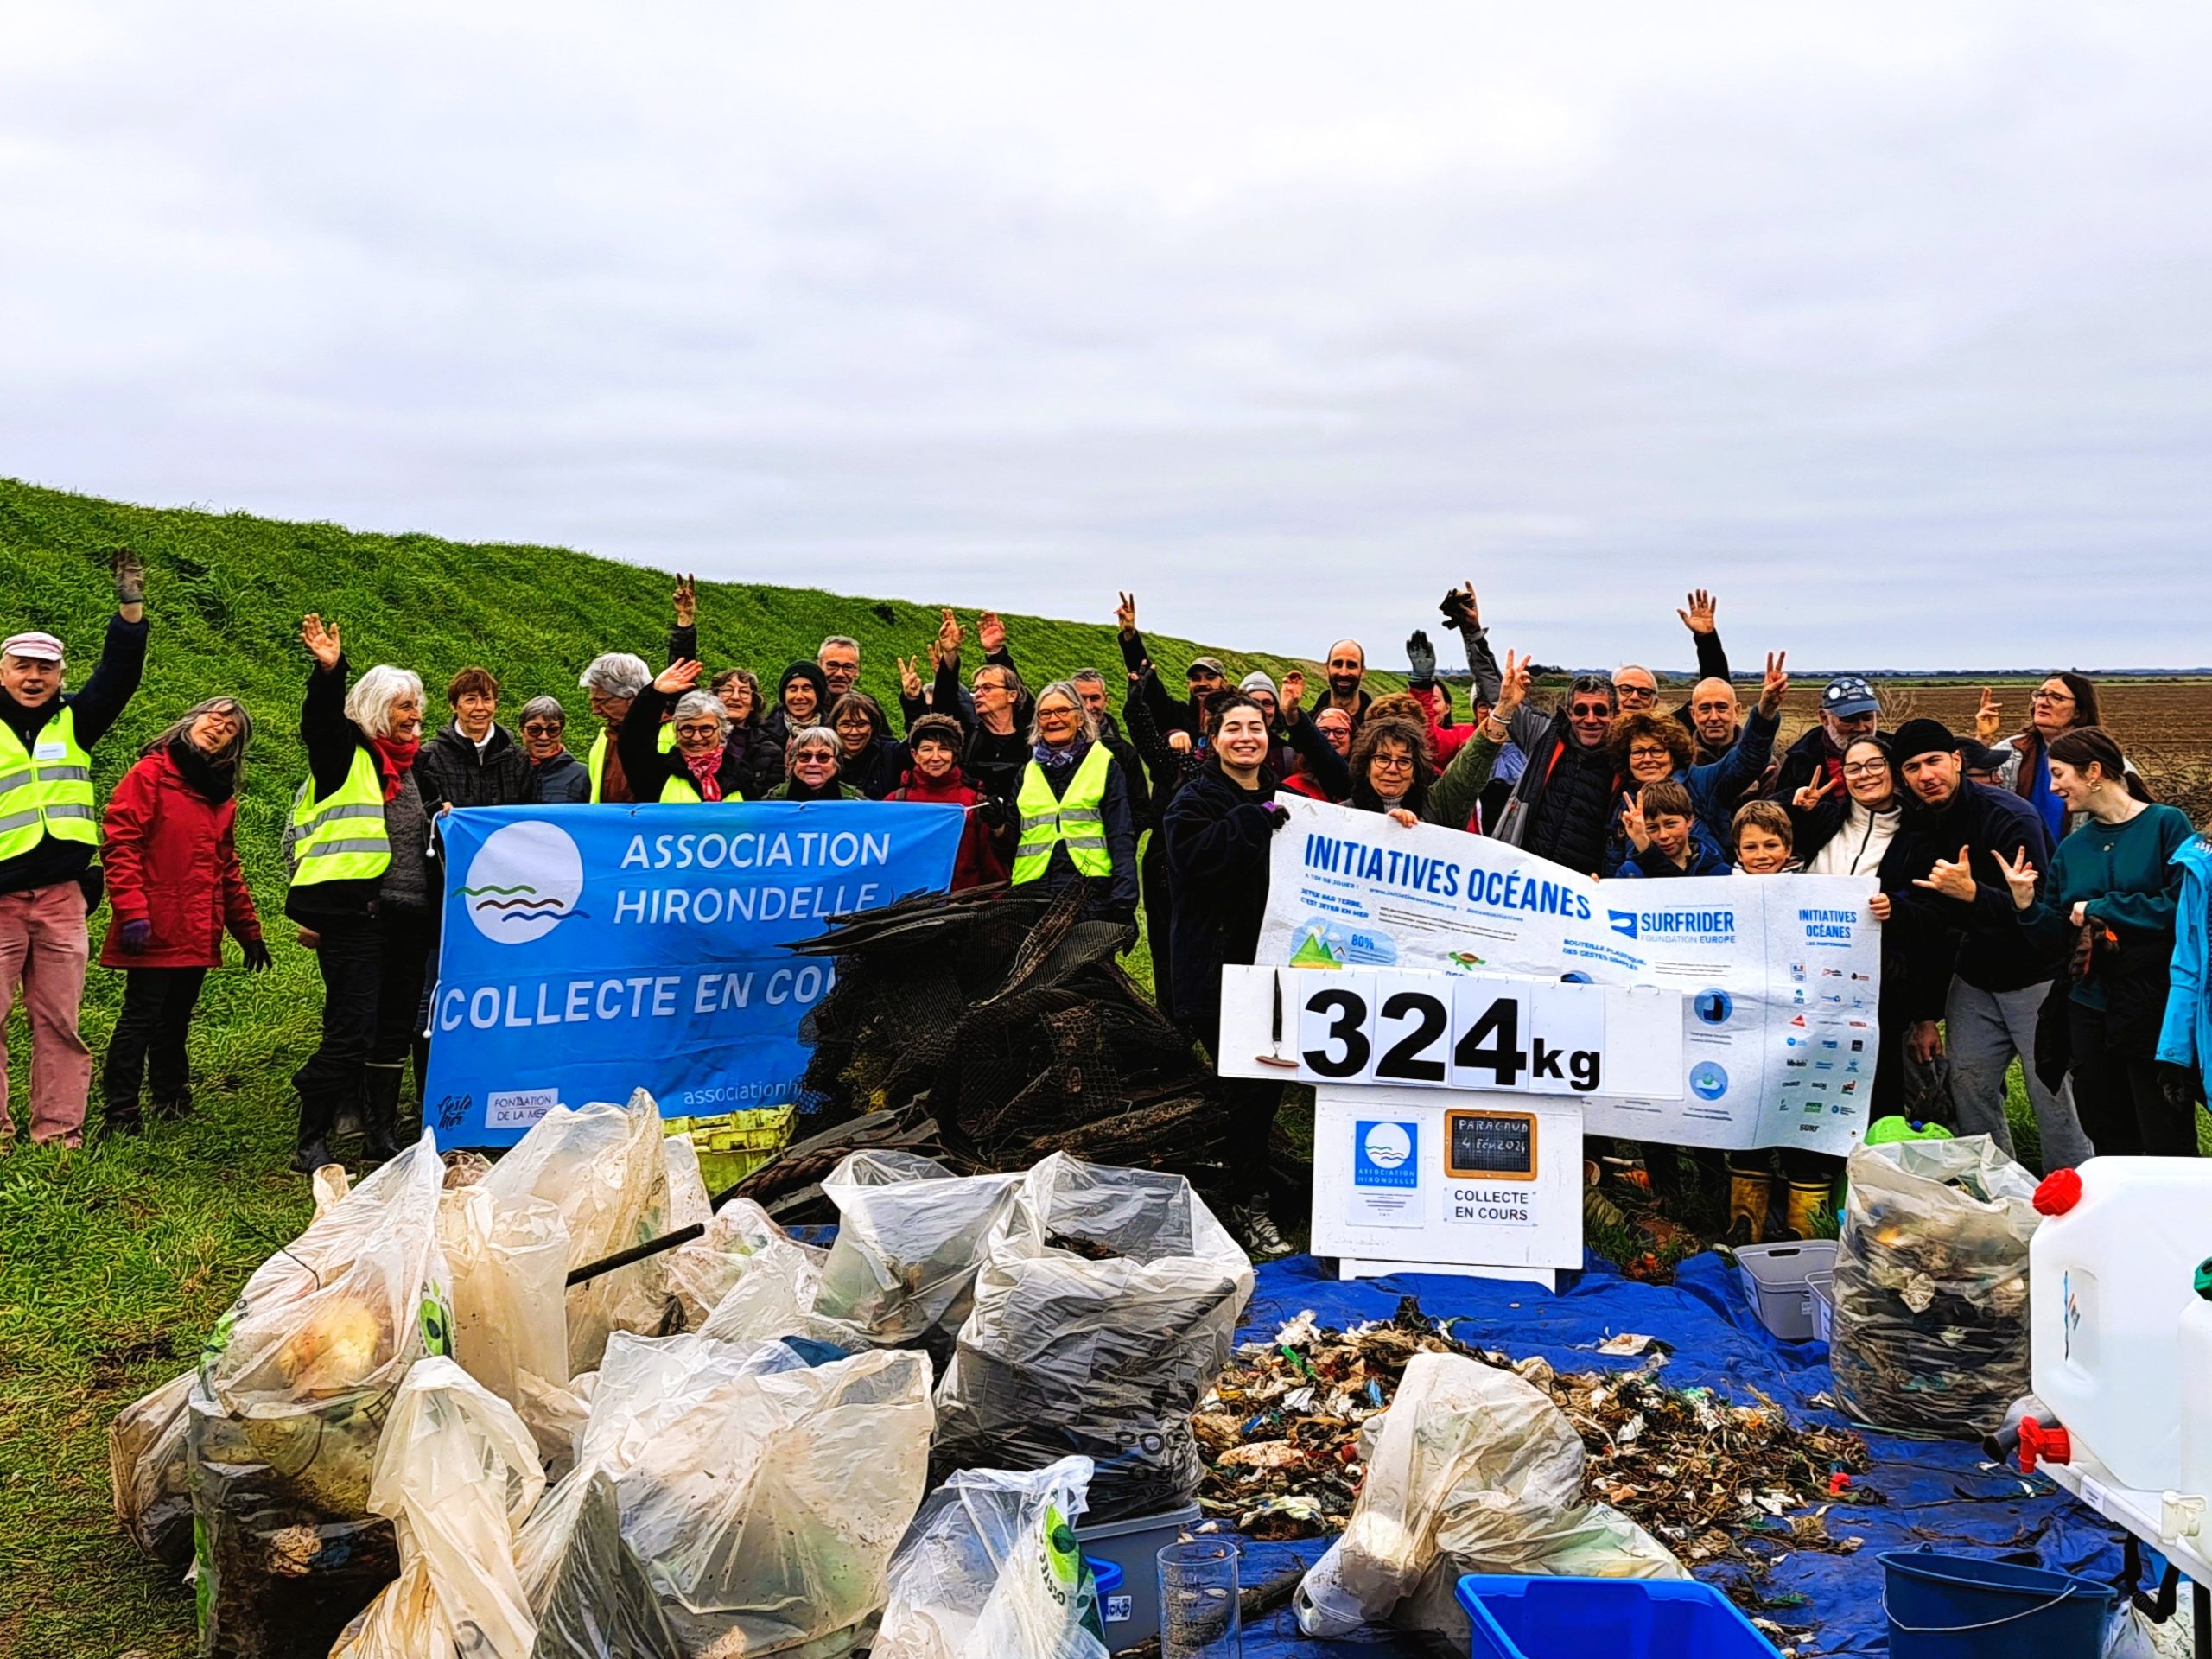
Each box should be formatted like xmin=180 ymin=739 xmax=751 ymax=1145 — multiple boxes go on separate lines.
xmin=1613 ymin=779 xmax=1732 ymax=878
xmin=1729 ymin=799 xmax=1798 ymax=874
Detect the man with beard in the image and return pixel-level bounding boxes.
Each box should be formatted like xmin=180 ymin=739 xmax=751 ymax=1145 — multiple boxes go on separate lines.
xmin=1320 ymin=639 xmax=1373 ymax=731
xmin=1490 ymin=671 xmax=1621 ymax=876
xmin=1772 ymin=676 xmax=1883 ymax=800
xmin=1888 ymin=717 xmax=2094 ymax=1170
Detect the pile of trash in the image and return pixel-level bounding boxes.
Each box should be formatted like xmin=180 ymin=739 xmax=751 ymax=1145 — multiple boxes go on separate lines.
xmin=111 ymin=1102 xmax=1242 ymax=1658
xmin=769 ymin=884 xmax=1237 ymax=1205
xmin=1200 ymin=1300 xmax=1872 ymax=1576
xmin=1830 ymin=1135 xmax=2041 ymax=1440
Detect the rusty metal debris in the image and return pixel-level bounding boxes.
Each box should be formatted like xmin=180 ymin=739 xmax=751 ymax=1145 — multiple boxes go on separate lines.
xmin=1196 ymin=1297 xmax=1875 ymax=1574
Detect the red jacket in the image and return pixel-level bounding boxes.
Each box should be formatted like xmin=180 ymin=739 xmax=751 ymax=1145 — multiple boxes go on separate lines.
xmin=887 ymin=767 xmax=1009 ymax=890
xmin=99 ymin=747 xmax=262 ymax=968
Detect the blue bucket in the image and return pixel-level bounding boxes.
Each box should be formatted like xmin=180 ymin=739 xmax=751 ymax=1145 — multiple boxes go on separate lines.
xmin=1880 ymin=1550 xmax=2113 ymax=1659
xmin=1453 ymin=1574 xmax=1781 ymax=1658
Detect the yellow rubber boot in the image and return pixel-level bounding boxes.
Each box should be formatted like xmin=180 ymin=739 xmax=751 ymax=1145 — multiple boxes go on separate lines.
xmin=1781 ymin=1180 xmax=1831 ymax=1242
xmin=1726 ymin=1172 xmax=1768 ymax=1245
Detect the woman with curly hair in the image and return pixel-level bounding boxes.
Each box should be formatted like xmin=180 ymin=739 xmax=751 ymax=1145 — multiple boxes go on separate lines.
xmin=1599 ymin=651 xmax=1789 ymax=874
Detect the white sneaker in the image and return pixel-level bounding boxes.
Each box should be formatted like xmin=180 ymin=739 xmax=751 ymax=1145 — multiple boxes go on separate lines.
xmin=1231 ymin=1203 xmax=1294 ymax=1260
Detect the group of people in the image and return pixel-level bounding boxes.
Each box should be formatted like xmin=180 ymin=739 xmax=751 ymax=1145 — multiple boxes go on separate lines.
xmin=3 ymin=563 xmax=2205 ymax=1265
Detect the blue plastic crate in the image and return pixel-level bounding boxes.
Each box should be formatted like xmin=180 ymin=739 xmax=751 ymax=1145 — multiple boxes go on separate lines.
xmin=1454 ymin=1574 xmax=1781 ymax=1659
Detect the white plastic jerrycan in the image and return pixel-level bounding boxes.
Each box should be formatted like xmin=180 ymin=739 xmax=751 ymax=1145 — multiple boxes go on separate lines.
xmin=2029 ymin=1158 xmax=2212 ymax=1491
xmin=2179 ymin=1261 xmax=2212 ymax=1507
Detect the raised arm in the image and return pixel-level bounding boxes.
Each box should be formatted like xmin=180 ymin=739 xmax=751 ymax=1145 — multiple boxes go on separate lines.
xmin=1441 ymin=582 xmax=1502 ymax=708
xmin=1678 ymin=588 xmax=1728 ymax=682
xmin=66 ymin=550 xmax=152 ymax=747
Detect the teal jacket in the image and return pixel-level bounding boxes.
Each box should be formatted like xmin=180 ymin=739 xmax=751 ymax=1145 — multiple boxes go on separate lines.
xmin=2157 ymin=830 xmax=2212 ymax=1074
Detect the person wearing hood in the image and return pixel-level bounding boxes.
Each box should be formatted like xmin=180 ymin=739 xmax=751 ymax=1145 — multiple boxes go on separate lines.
xmin=2157 ymin=823 xmax=2212 ymax=1114
xmin=2005 ymin=727 xmax=2197 ymax=1157
xmin=886 ymin=713 xmax=1009 ymax=888
xmin=1008 ymin=681 xmax=1140 ymax=921
xmin=416 ymin=667 xmax=538 ymax=814
xmin=1886 ymin=717 xmax=2091 ymax=1171
xmin=1162 ymin=691 xmax=1298 ymax=1259
xmin=96 ymin=697 xmax=271 ymax=1136
xmin=517 ymin=696 xmax=590 ymax=804
xmin=767 ymin=660 xmax=830 ymax=748
xmin=829 ymin=690 xmax=909 ymax=799
xmin=710 ymin=668 xmax=783 ymax=799
xmin=286 ymin=613 xmax=433 ymax=1173
xmin=0 ymin=550 xmax=149 ymax=1148
xmin=617 ymin=660 xmax=747 ymax=800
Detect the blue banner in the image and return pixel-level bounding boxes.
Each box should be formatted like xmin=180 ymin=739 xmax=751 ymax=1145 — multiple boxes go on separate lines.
xmin=423 ymin=801 xmax=963 ymax=1144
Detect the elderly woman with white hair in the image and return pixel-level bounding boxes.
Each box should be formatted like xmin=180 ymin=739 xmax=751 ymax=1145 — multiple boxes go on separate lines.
xmin=1007 ymin=678 xmax=1139 ymax=921
xmin=619 ymin=659 xmax=751 ymax=801
xmin=577 ymin=649 xmax=657 ymax=803
xmin=284 ymin=613 xmax=432 ymax=1174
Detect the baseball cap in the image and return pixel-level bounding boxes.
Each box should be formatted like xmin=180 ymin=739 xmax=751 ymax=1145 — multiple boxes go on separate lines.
xmin=1821 ymin=676 xmax=1879 ymax=719
xmin=1186 ymin=656 xmax=1226 ymax=678
xmin=2 ymin=632 xmax=65 ymax=664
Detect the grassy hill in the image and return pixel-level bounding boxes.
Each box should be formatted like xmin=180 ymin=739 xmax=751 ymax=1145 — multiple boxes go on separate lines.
xmin=0 ymin=477 xmax=1415 ymax=1656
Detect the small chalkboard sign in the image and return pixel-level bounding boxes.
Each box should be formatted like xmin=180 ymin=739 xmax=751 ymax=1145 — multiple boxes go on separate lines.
xmin=1446 ymin=1109 xmax=1537 ymax=1181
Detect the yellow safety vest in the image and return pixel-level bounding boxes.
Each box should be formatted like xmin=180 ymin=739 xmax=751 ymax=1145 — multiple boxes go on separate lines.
xmin=0 ymin=705 xmax=96 ymax=861
xmin=289 ymin=746 xmax=391 ymax=886
xmin=588 ymin=723 xmax=676 ymax=804
xmin=1011 ymin=742 xmax=1114 ymax=883
xmin=660 ymin=772 xmax=713 ymax=804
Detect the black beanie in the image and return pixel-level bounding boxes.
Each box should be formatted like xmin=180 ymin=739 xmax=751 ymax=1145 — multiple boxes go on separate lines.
xmin=1891 ymin=718 xmax=1959 ymax=763
xmin=779 ymin=661 xmax=831 ymax=715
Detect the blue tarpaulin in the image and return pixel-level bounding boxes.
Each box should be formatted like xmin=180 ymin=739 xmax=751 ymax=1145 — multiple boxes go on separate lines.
xmin=1224 ymin=1251 xmax=2130 ymax=1658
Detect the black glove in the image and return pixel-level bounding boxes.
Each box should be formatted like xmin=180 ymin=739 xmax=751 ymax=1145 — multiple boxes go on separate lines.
xmin=1440 ymin=585 xmax=1477 ymax=626
xmin=241 ymin=937 xmax=275 ymax=973
xmin=2159 ymin=1059 xmax=2206 ymax=1111
xmin=1261 ymin=801 xmax=1292 ymax=833
xmin=1405 ymin=630 xmax=1437 ymax=690
xmin=118 ymin=918 xmax=152 ymax=954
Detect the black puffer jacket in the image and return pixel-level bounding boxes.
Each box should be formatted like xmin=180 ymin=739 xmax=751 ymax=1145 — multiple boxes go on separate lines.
xmin=416 ymin=721 xmax=538 ymax=813
xmin=1497 ymin=706 xmax=1618 ymax=879
xmin=1162 ymin=761 xmax=1282 ymax=1035
xmin=721 ymin=721 xmax=784 ymax=800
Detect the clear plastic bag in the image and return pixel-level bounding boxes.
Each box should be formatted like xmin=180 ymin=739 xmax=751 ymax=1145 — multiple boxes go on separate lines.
xmin=932 ymin=1154 xmax=1253 ymax=1522
xmin=664 ymin=1199 xmax=790 ymax=1333
xmin=1832 ymin=1134 xmax=2041 ymax=1439
xmin=664 ymin=1134 xmax=715 ymax=1230
xmin=518 ymin=1332 xmax=934 ymax=1658
xmin=526 ymin=1470 xmax=684 ymax=1659
xmin=695 ymin=1232 xmax=855 ymax=1352
xmin=481 ymin=1090 xmax=676 ymax=1374
xmin=874 ymin=1458 xmax=1108 ymax=1659
xmin=814 ymin=1154 xmax=1021 ymax=1346
xmin=1295 ymin=1351 xmax=1684 ymax=1643
xmin=438 ymin=1185 xmax=570 ymax=1411
xmin=201 ymin=1132 xmax=454 ymax=1518
xmin=328 ymin=1357 xmax=545 ymax=1659
xmin=111 ymin=1368 xmax=196 ymax=1567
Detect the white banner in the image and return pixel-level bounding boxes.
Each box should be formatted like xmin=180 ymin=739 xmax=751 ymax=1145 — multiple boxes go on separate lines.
xmin=1248 ymin=798 xmax=1881 ymax=1154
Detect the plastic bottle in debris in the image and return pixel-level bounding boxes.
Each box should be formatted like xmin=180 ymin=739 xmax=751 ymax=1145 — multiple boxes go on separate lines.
xmin=2028 ymin=1158 xmax=2212 ymax=1491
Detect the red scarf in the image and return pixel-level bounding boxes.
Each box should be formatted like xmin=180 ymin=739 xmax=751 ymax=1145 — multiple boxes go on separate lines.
xmin=683 ymin=749 xmax=725 ymax=803
xmin=368 ymin=735 xmax=420 ymax=804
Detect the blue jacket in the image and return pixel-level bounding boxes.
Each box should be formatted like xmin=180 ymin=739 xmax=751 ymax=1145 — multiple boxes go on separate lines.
xmin=1611 ymin=837 xmax=1735 ymax=880
xmin=1600 ymin=707 xmax=1778 ymax=876
xmin=2157 ymin=831 xmax=2212 ymax=1075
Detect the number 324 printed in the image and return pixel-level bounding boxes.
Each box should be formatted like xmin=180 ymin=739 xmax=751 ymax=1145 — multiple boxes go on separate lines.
xmin=1296 ymin=973 xmax=1605 ymax=1095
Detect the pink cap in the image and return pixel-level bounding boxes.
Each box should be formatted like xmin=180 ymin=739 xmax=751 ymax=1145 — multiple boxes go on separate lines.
xmin=1 ymin=632 xmax=65 ymax=664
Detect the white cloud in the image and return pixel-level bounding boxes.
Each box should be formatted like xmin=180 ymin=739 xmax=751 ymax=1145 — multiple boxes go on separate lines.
xmin=3 ymin=2 xmax=2209 ymax=666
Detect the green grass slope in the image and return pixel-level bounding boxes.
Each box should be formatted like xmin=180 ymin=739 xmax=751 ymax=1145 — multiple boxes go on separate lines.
xmin=0 ymin=476 xmax=1406 ymax=1656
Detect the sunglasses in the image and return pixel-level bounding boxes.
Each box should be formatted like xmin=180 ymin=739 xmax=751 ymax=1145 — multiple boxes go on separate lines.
xmin=1569 ymin=702 xmax=1612 ymax=719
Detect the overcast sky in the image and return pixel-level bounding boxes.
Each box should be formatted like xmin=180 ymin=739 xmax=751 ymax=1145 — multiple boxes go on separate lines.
xmin=4 ymin=4 xmax=2209 ymax=668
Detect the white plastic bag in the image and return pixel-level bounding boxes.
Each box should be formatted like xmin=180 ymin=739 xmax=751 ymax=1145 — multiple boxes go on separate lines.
xmin=481 ymin=1090 xmax=676 ymax=1373
xmin=933 ymin=1154 xmax=1253 ymax=1521
xmin=814 ymin=1153 xmax=1020 ymax=1345
xmin=329 ymin=1357 xmax=544 ymax=1659
xmin=695 ymin=1232 xmax=855 ymax=1352
xmin=110 ymin=1368 xmax=196 ymax=1566
xmin=1296 ymin=1351 xmax=1683 ymax=1643
xmin=875 ymin=1459 xmax=1107 ymax=1659
xmin=437 ymin=1185 xmax=570 ymax=1410
xmin=202 ymin=1132 xmax=453 ymax=1516
xmin=664 ymin=1199 xmax=790 ymax=1332
xmin=665 ymin=1134 xmax=715 ymax=1230
xmin=518 ymin=1332 xmax=934 ymax=1657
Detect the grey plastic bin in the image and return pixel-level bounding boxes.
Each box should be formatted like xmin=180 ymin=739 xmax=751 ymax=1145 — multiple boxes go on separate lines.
xmin=1807 ymin=1268 xmax=1835 ymax=1345
xmin=1075 ymin=1500 xmax=1201 ymax=1651
xmin=1734 ymin=1240 xmax=1839 ymax=1342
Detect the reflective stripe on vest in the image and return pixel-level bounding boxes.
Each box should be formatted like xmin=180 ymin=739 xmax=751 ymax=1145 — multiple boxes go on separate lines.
xmin=0 ymin=706 xmax=97 ymax=861
xmin=1010 ymin=742 xmax=1114 ymax=883
xmin=289 ymin=747 xmax=391 ymax=885
xmin=588 ymin=723 xmax=677 ymax=804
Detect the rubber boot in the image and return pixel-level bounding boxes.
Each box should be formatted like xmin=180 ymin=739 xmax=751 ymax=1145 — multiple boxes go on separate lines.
xmin=1726 ymin=1172 xmax=1768 ymax=1246
xmin=292 ymin=1090 xmax=337 ymax=1174
xmin=1780 ymin=1180 xmax=1831 ymax=1242
xmin=360 ymin=1065 xmax=404 ymax=1165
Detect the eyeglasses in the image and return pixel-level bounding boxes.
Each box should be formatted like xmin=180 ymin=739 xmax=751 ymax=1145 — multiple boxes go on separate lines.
xmin=1840 ymin=760 xmax=1888 ymax=778
xmin=521 ymin=721 xmax=563 ymax=736
xmin=1616 ymin=685 xmax=1658 ymax=702
xmin=2031 ymin=690 xmax=2074 ymax=703
xmin=1569 ymin=702 xmax=1612 ymax=720
xmin=1370 ymin=754 xmax=1415 ymax=772
xmin=676 ymin=723 xmax=723 ymax=741
xmin=1627 ymin=745 xmax=1671 ymax=761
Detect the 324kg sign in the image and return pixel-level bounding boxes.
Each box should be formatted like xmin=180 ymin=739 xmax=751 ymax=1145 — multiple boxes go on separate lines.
xmin=1275 ymin=971 xmax=1609 ymax=1096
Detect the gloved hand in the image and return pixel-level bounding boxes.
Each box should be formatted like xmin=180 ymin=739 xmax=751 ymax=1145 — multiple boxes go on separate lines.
xmin=117 ymin=918 xmax=153 ymax=953
xmin=1440 ymin=582 xmax=1478 ymax=626
xmin=112 ymin=547 xmax=146 ymax=607
xmin=2159 ymin=1059 xmax=2206 ymax=1112
xmin=241 ymin=937 xmax=275 ymax=973
xmin=1261 ymin=801 xmax=1293 ymax=833
xmin=1405 ymin=630 xmax=1437 ymax=689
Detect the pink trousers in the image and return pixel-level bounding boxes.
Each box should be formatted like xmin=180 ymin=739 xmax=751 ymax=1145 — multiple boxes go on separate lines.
xmin=0 ymin=880 xmax=93 ymax=1146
